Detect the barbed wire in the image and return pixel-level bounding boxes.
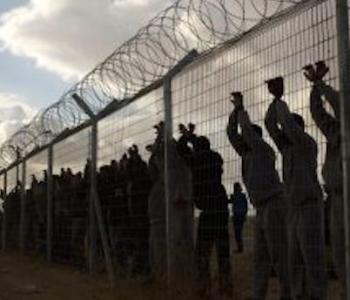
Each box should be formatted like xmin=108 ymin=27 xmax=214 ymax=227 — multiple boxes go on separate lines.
xmin=0 ymin=0 xmax=304 ymax=166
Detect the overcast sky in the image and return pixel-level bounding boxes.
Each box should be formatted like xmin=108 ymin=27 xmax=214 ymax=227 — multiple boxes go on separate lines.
xmin=0 ymin=0 xmax=170 ymax=145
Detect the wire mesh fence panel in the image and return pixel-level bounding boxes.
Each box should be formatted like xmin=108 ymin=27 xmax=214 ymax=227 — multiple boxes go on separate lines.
xmin=4 ymin=165 xmax=21 ymax=250
xmin=0 ymin=0 xmax=348 ymax=299
xmin=97 ymin=87 xmax=164 ymax=279
xmin=52 ymin=128 xmax=91 ymax=265
xmin=0 ymin=173 xmax=4 ymax=249
xmin=24 ymin=150 xmax=48 ymax=255
xmin=170 ymin=0 xmax=340 ymax=298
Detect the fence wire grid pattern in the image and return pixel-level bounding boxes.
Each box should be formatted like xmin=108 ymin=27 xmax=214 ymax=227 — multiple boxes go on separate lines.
xmin=0 ymin=0 xmax=304 ymax=166
xmin=0 ymin=0 xmax=349 ymax=299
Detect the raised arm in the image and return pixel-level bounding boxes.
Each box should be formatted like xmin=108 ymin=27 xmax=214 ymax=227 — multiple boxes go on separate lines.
xmin=315 ymin=81 xmax=340 ymax=120
xmin=303 ymin=61 xmax=340 ymax=136
xmin=274 ymin=99 xmax=309 ymax=145
xmin=226 ymin=109 xmax=246 ymax=156
xmin=310 ymin=85 xmax=339 ymax=139
xmin=265 ymin=102 xmax=286 ymax=151
xmin=237 ymin=109 xmax=263 ymax=148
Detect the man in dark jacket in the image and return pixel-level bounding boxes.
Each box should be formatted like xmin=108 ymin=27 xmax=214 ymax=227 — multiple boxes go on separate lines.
xmin=178 ymin=125 xmax=232 ymax=299
xmin=229 ymin=182 xmax=248 ymax=253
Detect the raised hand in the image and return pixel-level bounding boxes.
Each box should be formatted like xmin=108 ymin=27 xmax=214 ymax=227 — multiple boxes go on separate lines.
xmin=303 ymin=61 xmax=329 ymax=82
xmin=315 ymin=61 xmax=329 ymax=80
xmin=230 ymin=92 xmax=244 ymax=110
xmin=188 ymin=123 xmax=196 ymax=134
xmin=303 ymin=64 xmax=317 ymax=82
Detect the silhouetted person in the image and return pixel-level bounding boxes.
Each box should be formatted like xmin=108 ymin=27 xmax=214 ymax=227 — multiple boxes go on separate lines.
xmin=60 ymin=168 xmax=66 ymax=178
xmin=228 ymin=182 xmax=248 ymax=253
xmin=31 ymin=175 xmax=47 ymax=254
xmin=106 ymin=155 xmax=130 ymax=277
xmin=126 ymin=145 xmax=151 ymax=277
xmin=179 ymin=126 xmax=232 ymax=299
xmin=147 ymin=122 xmax=167 ymax=281
xmin=83 ymin=159 xmax=91 ymax=185
xmin=31 ymin=175 xmax=38 ymax=190
xmin=147 ymin=121 xmax=194 ymax=285
xmin=227 ymin=92 xmax=290 ymax=300
xmin=4 ymin=185 xmax=21 ymax=248
xmin=304 ymin=61 xmax=344 ymax=294
xmin=265 ymin=77 xmax=326 ymax=300
xmin=70 ymin=172 xmax=87 ymax=264
xmin=43 ymin=170 xmax=48 ymax=183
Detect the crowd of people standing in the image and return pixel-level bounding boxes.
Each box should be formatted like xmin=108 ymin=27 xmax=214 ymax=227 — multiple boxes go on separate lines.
xmin=0 ymin=61 xmax=345 ymax=300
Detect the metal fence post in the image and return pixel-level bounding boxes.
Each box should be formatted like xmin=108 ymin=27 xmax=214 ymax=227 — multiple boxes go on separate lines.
xmin=91 ymin=121 xmax=115 ymax=285
xmin=335 ymin=0 xmax=350 ymax=298
xmin=72 ymin=94 xmax=115 ymax=286
xmin=89 ymin=126 xmax=97 ymax=274
xmin=19 ymin=158 xmax=26 ymax=254
xmin=15 ymin=149 xmax=20 ymax=183
xmin=163 ymin=74 xmax=173 ymax=286
xmin=1 ymin=171 xmax=7 ymax=250
xmin=47 ymin=145 xmax=53 ymax=262
xmin=163 ymin=50 xmax=198 ymax=290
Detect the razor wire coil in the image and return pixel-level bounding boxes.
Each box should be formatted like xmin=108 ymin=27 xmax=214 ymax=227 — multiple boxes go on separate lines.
xmin=0 ymin=0 xmax=303 ymax=166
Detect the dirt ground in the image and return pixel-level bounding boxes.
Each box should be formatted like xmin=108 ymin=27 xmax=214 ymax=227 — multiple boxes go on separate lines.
xmin=0 ymin=251 xmax=342 ymax=300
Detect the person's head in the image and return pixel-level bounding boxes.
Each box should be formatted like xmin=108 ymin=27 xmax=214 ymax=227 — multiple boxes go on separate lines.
xmin=252 ymin=124 xmax=263 ymax=138
xmin=178 ymin=123 xmax=186 ymax=135
xmin=120 ymin=154 xmax=128 ymax=168
xmin=110 ymin=160 xmax=118 ymax=171
xmin=154 ymin=121 xmax=164 ymax=137
xmin=234 ymin=182 xmax=242 ymax=192
xmin=266 ymin=77 xmax=284 ymax=99
xmin=101 ymin=166 xmax=108 ymax=174
xmin=196 ymin=136 xmax=210 ymax=151
xmin=292 ymin=113 xmax=305 ymax=131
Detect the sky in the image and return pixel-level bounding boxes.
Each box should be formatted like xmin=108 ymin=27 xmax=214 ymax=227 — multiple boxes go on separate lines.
xmin=0 ymin=0 xmax=170 ymax=145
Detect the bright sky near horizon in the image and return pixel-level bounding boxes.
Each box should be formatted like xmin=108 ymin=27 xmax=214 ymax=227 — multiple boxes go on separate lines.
xmin=0 ymin=0 xmax=170 ymax=145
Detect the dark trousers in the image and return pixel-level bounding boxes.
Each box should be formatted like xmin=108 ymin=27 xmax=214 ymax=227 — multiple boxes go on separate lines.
xmin=233 ymin=216 xmax=245 ymax=252
xmin=195 ymin=210 xmax=232 ymax=298
xmin=288 ymin=202 xmax=327 ymax=300
xmin=129 ymin=216 xmax=150 ymax=277
xmin=112 ymin=216 xmax=130 ymax=277
xmin=254 ymin=197 xmax=290 ymax=300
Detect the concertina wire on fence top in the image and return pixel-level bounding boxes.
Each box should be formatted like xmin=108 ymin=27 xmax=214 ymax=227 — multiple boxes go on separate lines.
xmin=0 ymin=0 xmax=304 ymax=167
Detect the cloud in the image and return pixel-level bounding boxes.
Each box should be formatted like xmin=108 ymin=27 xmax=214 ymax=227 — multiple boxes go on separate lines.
xmin=0 ymin=0 xmax=169 ymax=81
xmin=0 ymin=93 xmax=36 ymax=145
